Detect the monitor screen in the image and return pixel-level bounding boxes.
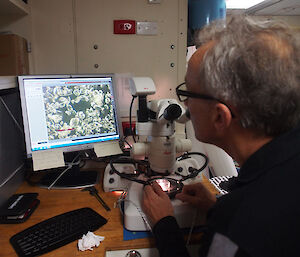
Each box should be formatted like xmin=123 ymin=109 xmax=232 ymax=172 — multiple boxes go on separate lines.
xmin=18 ymin=74 xmax=121 ymax=157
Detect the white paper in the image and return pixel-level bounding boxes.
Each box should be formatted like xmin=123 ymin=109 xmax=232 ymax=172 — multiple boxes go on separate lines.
xmin=78 ymin=231 xmax=105 ymax=251
xmin=94 ymin=140 xmax=122 ymax=157
xmin=32 ymin=149 xmax=65 ymax=171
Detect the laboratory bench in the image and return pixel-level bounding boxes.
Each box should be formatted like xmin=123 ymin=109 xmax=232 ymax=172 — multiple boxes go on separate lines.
xmin=0 ymin=166 xmax=215 ymax=257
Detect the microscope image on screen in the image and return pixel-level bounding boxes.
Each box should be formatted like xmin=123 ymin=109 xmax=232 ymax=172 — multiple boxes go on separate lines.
xmin=19 ymin=75 xmax=120 ymax=155
xmin=42 ymin=83 xmax=116 ymax=141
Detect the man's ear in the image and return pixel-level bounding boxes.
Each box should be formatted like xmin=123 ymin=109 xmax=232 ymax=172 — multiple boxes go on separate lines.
xmin=211 ymin=103 xmax=232 ymax=134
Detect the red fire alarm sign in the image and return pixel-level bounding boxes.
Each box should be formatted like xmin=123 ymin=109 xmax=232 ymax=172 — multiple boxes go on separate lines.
xmin=114 ymin=20 xmax=136 ymax=34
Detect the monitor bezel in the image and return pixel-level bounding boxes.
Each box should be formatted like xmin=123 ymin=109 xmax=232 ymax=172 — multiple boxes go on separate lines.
xmin=18 ymin=74 xmax=123 ymax=157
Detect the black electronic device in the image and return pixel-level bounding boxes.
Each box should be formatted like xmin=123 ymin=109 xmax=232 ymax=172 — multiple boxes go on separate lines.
xmin=0 ymin=193 xmax=39 ymax=224
xmin=209 ymin=176 xmax=234 ymax=195
xmin=10 ymin=207 xmax=107 ymax=257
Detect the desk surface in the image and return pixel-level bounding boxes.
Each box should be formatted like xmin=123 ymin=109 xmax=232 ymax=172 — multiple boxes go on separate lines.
xmin=1 ymin=167 xmax=216 ymax=257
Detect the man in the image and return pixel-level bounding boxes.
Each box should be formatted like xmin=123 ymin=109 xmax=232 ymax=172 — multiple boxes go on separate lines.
xmin=142 ymin=15 xmax=300 ymax=257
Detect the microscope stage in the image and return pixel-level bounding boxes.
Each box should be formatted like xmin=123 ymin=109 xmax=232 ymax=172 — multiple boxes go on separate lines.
xmin=124 ymin=178 xmax=206 ymax=231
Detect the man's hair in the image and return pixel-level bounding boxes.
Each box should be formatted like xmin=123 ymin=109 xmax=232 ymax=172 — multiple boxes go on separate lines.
xmin=196 ymin=15 xmax=300 ymax=137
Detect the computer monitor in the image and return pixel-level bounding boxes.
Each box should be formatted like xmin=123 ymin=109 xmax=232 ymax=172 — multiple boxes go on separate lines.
xmin=18 ymin=74 xmax=122 ymax=188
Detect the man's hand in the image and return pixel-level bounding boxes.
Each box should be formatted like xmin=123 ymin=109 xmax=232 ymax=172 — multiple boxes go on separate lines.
xmin=142 ymin=182 xmax=174 ymax=226
xmin=176 ymin=183 xmax=216 ymax=213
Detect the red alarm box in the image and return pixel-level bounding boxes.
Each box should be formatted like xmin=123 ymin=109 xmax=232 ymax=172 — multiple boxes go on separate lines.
xmin=114 ymin=20 xmax=136 ymax=34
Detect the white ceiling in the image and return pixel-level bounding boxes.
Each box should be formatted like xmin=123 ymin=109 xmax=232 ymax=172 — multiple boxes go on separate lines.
xmin=228 ymin=0 xmax=300 ymax=15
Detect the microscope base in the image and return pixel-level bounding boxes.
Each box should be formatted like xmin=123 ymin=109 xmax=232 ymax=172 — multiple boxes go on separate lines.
xmin=124 ymin=177 xmax=206 ymax=231
xmin=102 ymin=158 xmax=207 ymax=231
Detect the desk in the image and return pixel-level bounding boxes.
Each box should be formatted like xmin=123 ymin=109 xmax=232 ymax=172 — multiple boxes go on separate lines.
xmin=1 ymin=167 xmax=217 ymax=257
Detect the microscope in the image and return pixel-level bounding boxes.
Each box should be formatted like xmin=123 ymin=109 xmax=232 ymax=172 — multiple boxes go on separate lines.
xmin=103 ymin=77 xmax=208 ymax=231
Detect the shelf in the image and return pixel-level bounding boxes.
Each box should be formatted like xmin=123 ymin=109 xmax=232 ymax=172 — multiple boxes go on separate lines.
xmin=0 ymin=0 xmax=30 ymax=16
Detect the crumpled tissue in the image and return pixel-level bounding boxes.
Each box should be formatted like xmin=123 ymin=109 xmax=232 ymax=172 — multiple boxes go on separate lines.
xmin=78 ymin=231 xmax=105 ymax=251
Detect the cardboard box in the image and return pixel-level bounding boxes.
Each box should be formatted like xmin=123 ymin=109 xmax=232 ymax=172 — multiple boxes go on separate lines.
xmin=0 ymin=34 xmax=29 ymax=76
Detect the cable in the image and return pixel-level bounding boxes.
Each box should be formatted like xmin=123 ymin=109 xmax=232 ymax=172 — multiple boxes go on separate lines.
xmin=118 ymin=137 xmax=132 ymax=156
xmin=186 ymin=208 xmax=199 ymax=246
xmin=129 ymin=95 xmax=137 ymax=143
xmin=0 ymin=96 xmax=23 ymax=133
xmin=115 ymin=189 xmax=128 ymax=214
xmin=47 ymin=165 xmax=73 ymax=190
xmin=110 ymin=157 xmax=149 ymax=185
xmin=123 ymin=137 xmax=132 ymax=149
xmin=0 ymin=163 xmax=25 ymax=189
xmin=47 ymin=152 xmax=82 ymax=190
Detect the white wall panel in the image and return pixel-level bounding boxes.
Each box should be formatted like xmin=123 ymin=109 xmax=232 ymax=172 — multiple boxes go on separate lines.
xmin=28 ymin=0 xmax=187 ymax=116
xmin=30 ymin=0 xmax=76 ymax=74
xmin=74 ymin=0 xmax=187 ymax=102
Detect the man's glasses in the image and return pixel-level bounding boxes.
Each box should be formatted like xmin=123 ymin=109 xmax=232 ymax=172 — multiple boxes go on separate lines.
xmin=176 ymin=82 xmax=235 ymax=117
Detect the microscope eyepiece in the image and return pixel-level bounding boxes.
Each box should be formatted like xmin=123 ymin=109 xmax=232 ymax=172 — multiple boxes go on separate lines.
xmin=163 ymin=104 xmax=182 ymax=121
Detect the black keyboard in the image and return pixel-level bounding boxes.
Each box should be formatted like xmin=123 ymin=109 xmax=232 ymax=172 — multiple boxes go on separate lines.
xmin=209 ymin=176 xmax=234 ymax=195
xmin=10 ymin=207 xmax=107 ymax=257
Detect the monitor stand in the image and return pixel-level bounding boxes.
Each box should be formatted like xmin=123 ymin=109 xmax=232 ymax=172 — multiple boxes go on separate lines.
xmin=38 ymin=164 xmax=99 ymax=189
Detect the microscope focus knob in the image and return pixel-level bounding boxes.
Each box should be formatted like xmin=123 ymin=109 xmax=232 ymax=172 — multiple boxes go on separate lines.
xmin=177 ymin=167 xmax=183 ymax=173
xmin=188 ymin=167 xmax=194 ymax=173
